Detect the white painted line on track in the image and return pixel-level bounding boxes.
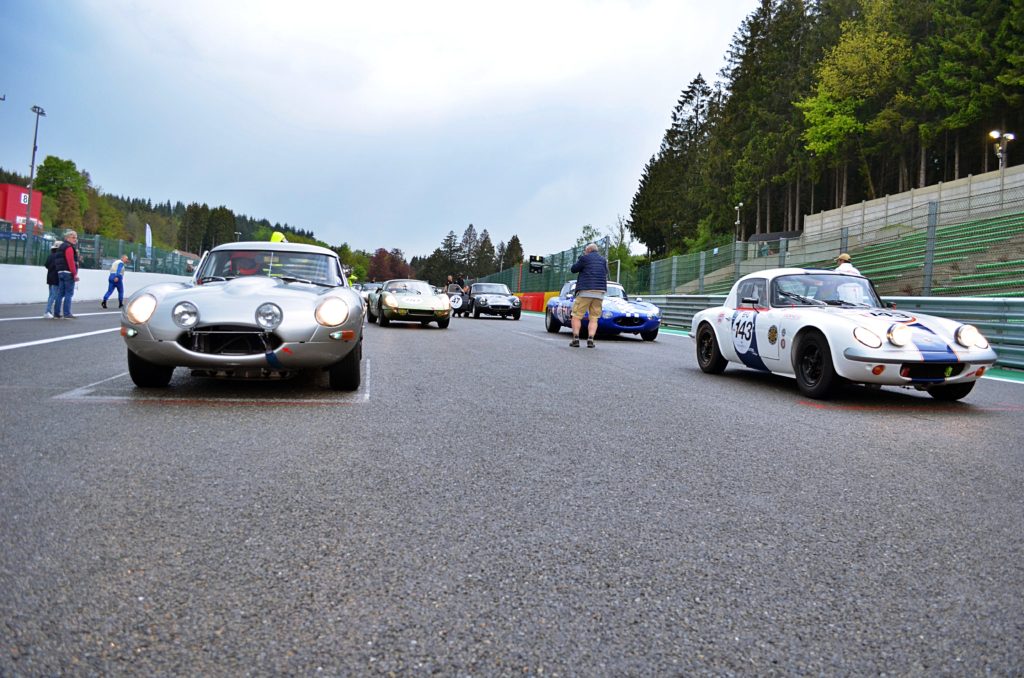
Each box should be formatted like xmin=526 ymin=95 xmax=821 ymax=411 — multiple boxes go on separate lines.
xmin=0 ymin=327 xmax=120 ymax=352
xmin=53 ymin=371 xmax=130 ymax=400
xmin=0 ymin=311 xmax=122 ymax=322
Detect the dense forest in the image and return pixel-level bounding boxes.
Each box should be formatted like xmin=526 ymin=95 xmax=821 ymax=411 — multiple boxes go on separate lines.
xmin=627 ymin=0 xmax=1023 ymax=257
xmin=4 ymin=0 xmax=1020 ymax=280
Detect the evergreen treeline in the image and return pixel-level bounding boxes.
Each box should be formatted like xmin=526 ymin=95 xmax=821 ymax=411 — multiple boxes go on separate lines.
xmin=628 ymin=0 xmax=1023 ymax=257
xmin=408 ymin=225 xmax=525 ymax=286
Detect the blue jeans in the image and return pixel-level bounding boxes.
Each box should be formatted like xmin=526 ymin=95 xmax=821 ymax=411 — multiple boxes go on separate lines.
xmin=56 ymin=271 xmax=75 ymax=317
xmin=46 ymin=284 xmax=60 ymax=315
xmin=103 ymin=276 xmax=124 ymax=304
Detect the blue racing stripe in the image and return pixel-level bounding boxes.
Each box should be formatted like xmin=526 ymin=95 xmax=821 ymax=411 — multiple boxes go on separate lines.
xmin=909 ymin=322 xmax=958 ymax=362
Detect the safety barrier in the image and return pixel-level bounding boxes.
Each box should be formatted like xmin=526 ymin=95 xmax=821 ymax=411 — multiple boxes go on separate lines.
xmin=646 ymin=294 xmax=1024 ymax=371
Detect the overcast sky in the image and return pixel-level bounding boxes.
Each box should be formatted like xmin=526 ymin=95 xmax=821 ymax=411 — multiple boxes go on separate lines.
xmin=1 ymin=0 xmax=756 ymax=259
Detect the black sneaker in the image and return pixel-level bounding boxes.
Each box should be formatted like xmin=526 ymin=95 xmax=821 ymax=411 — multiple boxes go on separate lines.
xmin=587 ymin=339 xmax=596 ymax=348
xmin=64 ymin=315 xmax=77 ymax=319
xmin=118 ymin=302 xmax=124 ymax=308
xmin=101 ymin=300 xmax=107 ymax=309
xmin=53 ymin=315 xmax=62 ymax=319
xmin=569 ymin=337 xmax=580 ymax=348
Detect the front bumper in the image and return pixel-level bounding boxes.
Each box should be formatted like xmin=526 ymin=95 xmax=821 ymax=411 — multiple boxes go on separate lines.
xmin=840 ymin=345 xmax=997 ymax=385
xmin=382 ymin=306 xmax=450 ymax=321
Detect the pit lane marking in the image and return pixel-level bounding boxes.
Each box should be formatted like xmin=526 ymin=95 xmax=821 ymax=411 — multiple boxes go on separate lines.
xmin=0 ymin=311 xmax=121 ymax=322
xmin=0 ymin=327 xmax=120 ymax=352
xmin=52 ymin=359 xmax=372 ymax=404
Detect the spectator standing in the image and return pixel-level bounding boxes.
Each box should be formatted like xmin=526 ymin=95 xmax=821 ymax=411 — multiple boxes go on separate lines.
xmin=835 ymin=253 xmax=861 ymax=275
xmin=569 ymin=243 xmax=608 ymax=348
xmin=101 ymin=255 xmax=129 ymax=309
xmin=54 ymin=230 xmax=80 ymax=319
xmin=43 ymin=240 xmax=62 ymax=318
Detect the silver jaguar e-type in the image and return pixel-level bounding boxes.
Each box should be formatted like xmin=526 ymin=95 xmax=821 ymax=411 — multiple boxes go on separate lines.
xmin=121 ymin=241 xmax=364 ymax=390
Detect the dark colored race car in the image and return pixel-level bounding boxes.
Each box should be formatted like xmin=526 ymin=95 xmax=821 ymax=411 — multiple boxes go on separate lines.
xmin=447 ymin=283 xmax=472 ymax=317
xmin=468 ymin=282 xmax=521 ymax=320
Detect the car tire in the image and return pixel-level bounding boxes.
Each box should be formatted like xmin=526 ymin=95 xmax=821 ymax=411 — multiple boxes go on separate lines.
xmin=927 ymin=381 xmax=975 ymax=401
xmin=474 ymin=308 xmax=480 ymax=319
xmin=545 ymin=308 xmax=562 ymax=333
xmin=437 ymin=318 xmax=450 ymax=329
xmin=366 ymin=304 xmax=377 ymax=323
xmin=794 ymin=331 xmax=836 ymax=399
xmin=378 ymin=305 xmax=390 ymax=326
xmin=127 ymin=349 xmax=174 ymax=387
xmin=641 ymin=328 xmax=658 ymax=341
xmin=512 ymin=310 xmax=521 ymax=320
xmin=328 ymin=341 xmax=361 ymax=391
xmin=695 ymin=323 xmax=727 ymax=374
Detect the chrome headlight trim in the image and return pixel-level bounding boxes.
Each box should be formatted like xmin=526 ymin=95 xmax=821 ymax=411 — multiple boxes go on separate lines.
xmin=853 ymin=326 xmax=882 ymax=349
xmin=256 ymin=303 xmax=284 ymax=330
xmin=172 ymin=301 xmax=199 ymax=329
xmin=315 ymin=297 xmax=349 ymax=327
xmin=887 ymin=323 xmax=911 ymax=347
xmin=955 ymin=324 xmax=986 ymax=348
xmin=126 ymin=294 xmax=158 ymax=325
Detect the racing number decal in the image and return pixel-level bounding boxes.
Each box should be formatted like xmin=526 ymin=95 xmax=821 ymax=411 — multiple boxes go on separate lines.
xmin=732 ymin=310 xmax=756 ymax=355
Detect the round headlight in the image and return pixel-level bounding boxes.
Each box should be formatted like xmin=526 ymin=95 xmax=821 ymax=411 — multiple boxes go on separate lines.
xmin=172 ymin=301 xmax=199 ymax=328
xmin=887 ymin=323 xmax=911 ymax=347
xmin=125 ymin=294 xmax=157 ymax=324
xmin=853 ymin=326 xmax=882 ymax=348
xmin=383 ymin=293 xmax=398 ymax=309
xmin=955 ymin=324 xmax=984 ymax=348
xmin=315 ymin=297 xmax=349 ymax=326
xmin=255 ymin=303 xmax=283 ymax=330
xmin=438 ymin=295 xmax=451 ymax=310
xmin=512 ymin=297 xmax=521 ymax=305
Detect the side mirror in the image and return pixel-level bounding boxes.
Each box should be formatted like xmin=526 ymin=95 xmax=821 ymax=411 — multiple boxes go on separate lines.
xmin=741 ymin=296 xmax=759 ymax=305
xmin=887 ymin=301 xmax=897 ymax=309
xmin=635 ymin=296 xmax=643 ymax=302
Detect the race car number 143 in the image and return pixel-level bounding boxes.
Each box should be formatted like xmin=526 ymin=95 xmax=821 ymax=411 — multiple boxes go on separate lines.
xmin=732 ymin=310 xmax=756 ymax=354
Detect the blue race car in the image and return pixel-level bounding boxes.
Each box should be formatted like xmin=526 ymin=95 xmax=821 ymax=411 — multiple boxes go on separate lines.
xmin=544 ymin=281 xmax=661 ymax=341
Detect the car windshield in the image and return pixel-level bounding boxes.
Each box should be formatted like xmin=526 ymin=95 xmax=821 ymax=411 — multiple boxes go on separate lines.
xmin=198 ymin=249 xmax=343 ymax=286
xmin=605 ymin=285 xmax=626 ymax=299
xmin=447 ymin=284 xmax=464 ymax=294
xmin=772 ymin=273 xmax=880 ymax=307
xmin=472 ymin=284 xmax=510 ymax=295
xmin=385 ymin=280 xmax=433 ymax=295
xmin=363 ymin=283 xmax=382 ymax=292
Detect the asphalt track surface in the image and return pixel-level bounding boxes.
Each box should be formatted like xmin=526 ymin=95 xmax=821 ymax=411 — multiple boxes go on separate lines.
xmin=1 ymin=302 xmax=1022 ymax=675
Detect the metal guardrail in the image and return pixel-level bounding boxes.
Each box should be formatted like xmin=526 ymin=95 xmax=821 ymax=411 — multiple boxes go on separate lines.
xmin=647 ymin=294 xmax=1024 ymax=371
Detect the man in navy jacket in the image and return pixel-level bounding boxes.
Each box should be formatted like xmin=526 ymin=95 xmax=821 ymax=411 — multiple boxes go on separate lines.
xmin=569 ymin=243 xmax=608 ymax=348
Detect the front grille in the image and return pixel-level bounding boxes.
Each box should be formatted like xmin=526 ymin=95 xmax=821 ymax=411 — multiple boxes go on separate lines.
xmin=900 ymin=362 xmax=965 ymax=381
xmin=398 ymin=309 xmax=437 ymax=318
xmin=614 ymin=317 xmax=646 ymax=328
xmin=178 ymin=324 xmax=283 ymax=355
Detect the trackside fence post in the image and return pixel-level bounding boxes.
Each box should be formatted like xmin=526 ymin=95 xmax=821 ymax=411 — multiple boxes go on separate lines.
xmin=922 ymin=201 xmax=938 ymax=296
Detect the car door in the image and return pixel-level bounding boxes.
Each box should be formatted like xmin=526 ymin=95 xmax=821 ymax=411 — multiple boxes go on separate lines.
xmin=556 ymin=282 xmax=575 ymax=324
xmin=729 ymin=278 xmax=773 ymax=371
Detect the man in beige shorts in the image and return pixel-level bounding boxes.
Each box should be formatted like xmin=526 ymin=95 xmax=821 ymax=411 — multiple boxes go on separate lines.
xmin=569 ymin=243 xmax=608 ymax=348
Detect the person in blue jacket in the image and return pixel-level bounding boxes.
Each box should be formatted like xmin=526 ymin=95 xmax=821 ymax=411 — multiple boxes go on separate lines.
xmin=569 ymin=243 xmax=609 ymax=348
xmin=43 ymin=240 xmax=62 ymax=318
xmin=101 ymin=255 xmax=130 ymax=309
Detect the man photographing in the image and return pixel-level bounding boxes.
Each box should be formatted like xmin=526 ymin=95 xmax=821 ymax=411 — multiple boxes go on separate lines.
xmin=569 ymin=243 xmax=608 ymax=348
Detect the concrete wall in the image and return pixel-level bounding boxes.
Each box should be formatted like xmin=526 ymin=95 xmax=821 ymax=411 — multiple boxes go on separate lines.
xmin=1 ymin=264 xmax=189 ymax=305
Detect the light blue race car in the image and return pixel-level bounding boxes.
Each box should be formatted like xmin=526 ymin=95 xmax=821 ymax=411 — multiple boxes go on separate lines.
xmin=545 ymin=280 xmax=661 ymax=341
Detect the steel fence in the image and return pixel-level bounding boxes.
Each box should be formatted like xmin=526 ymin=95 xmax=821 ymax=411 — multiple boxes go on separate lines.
xmin=0 ymin=227 xmax=195 ymax=275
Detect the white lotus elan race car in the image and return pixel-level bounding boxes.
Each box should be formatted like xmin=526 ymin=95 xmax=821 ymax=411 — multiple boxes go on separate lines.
xmin=691 ymin=268 xmax=998 ymax=400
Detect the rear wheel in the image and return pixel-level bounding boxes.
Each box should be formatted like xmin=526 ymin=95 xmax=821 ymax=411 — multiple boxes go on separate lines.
xmin=695 ymin=324 xmax=727 ymax=374
xmin=927 ymin=381 xmax=975 ymax=401
xmin=127 ymin=349 xmax=174 ymax=387
xmin=545 ymin=308 xmax=562 ymax=333
xmin=328 ymin=342 xmax=361 ymax=390
xmin=641 ymin=328 xmax=659 ymax=341
xmin=794 ymin=331 xmax=836 ymax=399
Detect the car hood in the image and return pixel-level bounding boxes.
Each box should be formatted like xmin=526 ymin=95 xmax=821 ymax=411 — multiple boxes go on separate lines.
xmin=475 ymin=294 xmax=517 ymax=303
xmin=602 ymin=297 xmax=660 ymax=314
xmin=391 ymin=294 xmax=448 ymax=310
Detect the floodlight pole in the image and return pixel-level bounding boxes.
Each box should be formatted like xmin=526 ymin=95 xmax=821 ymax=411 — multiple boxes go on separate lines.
xmin=23 ymin=105 xmax=46 ymax=265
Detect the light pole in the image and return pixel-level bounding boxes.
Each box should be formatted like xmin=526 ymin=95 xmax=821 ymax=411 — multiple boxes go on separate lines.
xmin=990 ymin=130 xmax=1015 ymax=203
xmin=734 ymin=202 xmax=743 ymax=242
xmin=23 ymin=105 xmax=46 ymax=265
xmin=234 ymin=231 xmax=242 ymax=241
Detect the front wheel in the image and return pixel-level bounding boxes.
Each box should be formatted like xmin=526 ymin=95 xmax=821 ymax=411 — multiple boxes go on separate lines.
xmin=366 ymin=304 xmax=377 ymax=322
xmin=641 ymin=328 xmax=658 ymax=342
xmin=378 ymin=305 xmax=390 ymax=326
xmin=695 ymin=324 xmax=727 ymax=374
xmin=127 ymin=349 xmax=174 ymax=387
xmin=545 ymin=308 xmax=562 ymax=333
xmin=794 ymin=331 xmax=836 ymax=399
xmin=512 ymin=310 xmax=521 ymax=320
xmin=473 ymin=308 xmax=480 ymax=319
xmin=328 ymin=342 xmax=361 ymax=390
xmin=437 ymin=318 xmax=450 ymax=329
xmin=927 ymin=381 xmax=975 ymax=401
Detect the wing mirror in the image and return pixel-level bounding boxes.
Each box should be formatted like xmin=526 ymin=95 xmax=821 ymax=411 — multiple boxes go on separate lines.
xmin=741 ymin=296 xmax=759 ymax=305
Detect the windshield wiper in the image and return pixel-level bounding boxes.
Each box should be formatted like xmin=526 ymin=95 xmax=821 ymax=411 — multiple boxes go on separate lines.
xmin=778 ymin=290 xmax=825 ymax=306
xmin=279 ymin=276 xmax=335 ymax=288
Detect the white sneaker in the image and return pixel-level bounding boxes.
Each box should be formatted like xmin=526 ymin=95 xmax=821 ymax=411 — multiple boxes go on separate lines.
xmin=44 ymin=312 xmax=53 ymax=319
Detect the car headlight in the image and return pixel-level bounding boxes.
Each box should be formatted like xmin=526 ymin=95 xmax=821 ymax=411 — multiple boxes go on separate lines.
xmin=383 ymin=293 xmax=398 ymax=309
xmin=887 ymin=323 xmax=911 ymax=347
xmin=256 ymin=303 xmax=284 ymax=330
xmin=125 ymin=294 xmax=157 ymax=324
xmin=315 ymin=298 xmax=348 ymax=327
xmin=512 ymin=297 xmax=521 ymax=305
xmin=955 ymin=324 xmax=987 ymax=348
xmin=602 ymin=310 xmax=613 ymax=319
xmin=438 ymin=295 xmax=450 ymax=310
xmin=853 ymin=326 xmax=882 ymax=348
xmin=172 ymin=301 xmax=199 ymax=329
